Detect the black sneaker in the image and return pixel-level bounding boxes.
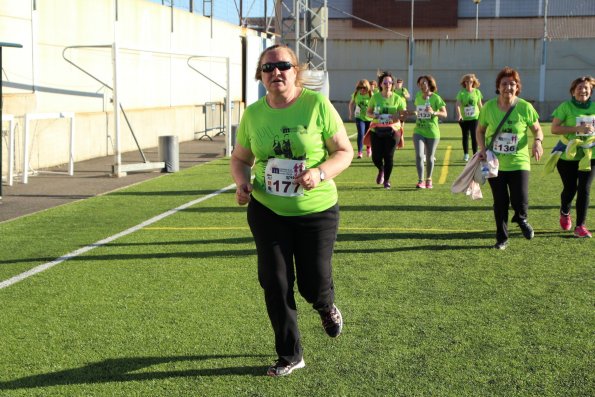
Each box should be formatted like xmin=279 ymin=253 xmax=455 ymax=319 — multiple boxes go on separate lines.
xmin=518 ymin=221 xmax=534 ymax=240
xmin=319 ymin=304 xmax=343 ymax=337
xmin=494 ymin=240 xmax=508 ymax=250
xmin=266 ymin=358 xmax=305 ymax=377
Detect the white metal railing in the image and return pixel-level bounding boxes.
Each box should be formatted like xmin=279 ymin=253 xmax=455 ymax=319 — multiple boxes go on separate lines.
xmin=1 ymin=114 xmax=16 ymax=186
xmin=22 ymin=112 xmax=75 ymax=184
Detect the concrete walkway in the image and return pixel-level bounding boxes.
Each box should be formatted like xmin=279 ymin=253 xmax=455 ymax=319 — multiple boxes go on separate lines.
xmin=0 ymin=136 xmax=226 ymax=223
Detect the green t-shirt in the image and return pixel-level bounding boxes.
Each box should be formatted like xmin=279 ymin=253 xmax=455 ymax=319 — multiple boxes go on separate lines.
xmin=351 ymin=91 xmax=373 ymax=121
xmin=413 ymin=91 xmax=446 ymax=139
xmin=236 ymin=89 xmax=342 ymax=216
xmin=478 ymin=98 xmax=539 ymax=171
xmin=456 ymin=88 xmax=483 ymax=121
xmin=367 ymin=92 xmax=406 ymax=131
xmin=551 ymin=100 xmax=595 ymax=161
xmin=395 ymin=87 xmax=410 ymax=100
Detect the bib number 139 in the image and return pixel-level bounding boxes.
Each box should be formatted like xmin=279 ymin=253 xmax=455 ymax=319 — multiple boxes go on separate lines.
xmin=265 ymin=158 xmax=305 ymax=197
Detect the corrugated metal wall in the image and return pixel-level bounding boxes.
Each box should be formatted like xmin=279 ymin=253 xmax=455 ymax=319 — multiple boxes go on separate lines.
xmin=327 ymin=37 xmax=594 ymax=121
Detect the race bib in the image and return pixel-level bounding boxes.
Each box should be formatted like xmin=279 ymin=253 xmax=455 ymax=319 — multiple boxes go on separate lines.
xmin=265 ymin=158 xmax=305 ymax=197
xmin=576 ymin=116 xmax=595 ymax=137
xmin=354 ymin=106 xmax=361 ymax=117
xmin=416 ymin=105 xmax=432 ymax=120
xmin=464 ymin=105 xmax=476 ymax=118
xmin=377 ymin=113 xmax=394 ymax=124
xmin=492 ymin=133 xmax=518 ymax=154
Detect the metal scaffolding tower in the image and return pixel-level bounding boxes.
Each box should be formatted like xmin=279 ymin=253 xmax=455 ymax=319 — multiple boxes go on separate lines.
xmin=277 ymin=0 xmax=328 ymax=71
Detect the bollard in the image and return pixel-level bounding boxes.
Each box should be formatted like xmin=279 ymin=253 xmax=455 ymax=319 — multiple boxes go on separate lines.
xmin=158 ymin=135 xmax=179 ymax=173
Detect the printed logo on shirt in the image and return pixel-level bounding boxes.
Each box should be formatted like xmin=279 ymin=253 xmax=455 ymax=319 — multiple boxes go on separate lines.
xmin=272 ymin=125 xmax=308 ymax=160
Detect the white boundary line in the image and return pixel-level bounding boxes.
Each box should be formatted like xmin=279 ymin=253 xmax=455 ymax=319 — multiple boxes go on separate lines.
xmin=0 ymin=184 xmax=236 ymax=290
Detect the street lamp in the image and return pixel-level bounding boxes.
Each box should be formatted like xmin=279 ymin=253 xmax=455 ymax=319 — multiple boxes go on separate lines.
xmin=473 ymin=0 xmax=481 ymax=39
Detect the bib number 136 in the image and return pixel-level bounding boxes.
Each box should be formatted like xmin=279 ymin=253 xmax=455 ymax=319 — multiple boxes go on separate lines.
xmin=265 ymin=158 xmax=305 ymax=197
xmin=492 ymin=132 xmax=518 ymax=154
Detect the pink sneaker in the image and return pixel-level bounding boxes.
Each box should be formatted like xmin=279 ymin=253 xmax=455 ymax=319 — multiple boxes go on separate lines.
xmin=366 ymin=146 xmax=372 ymax=157
xmin=357 ymin=151 xmax=363 ymax=159
xmin=425 ymin=180 xmax=433 ymax=189
xmin=560 ymin=213 xmax=572 ymax=231
xmin=416 ymin=180 xmax=425 ymax=189
xmin=574 ymin=225 xmax=592 ymax=238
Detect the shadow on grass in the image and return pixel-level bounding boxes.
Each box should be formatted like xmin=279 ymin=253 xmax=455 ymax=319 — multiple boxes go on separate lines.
xmin=106 ymin=237 xmax=254 ymax=247
xmin=340 ymin=204 xmax=561 ymax=212
xmin=339 ymin=204 xmax=491 ymax=212
xmin=110 ymin=189 xmax=234 ymax=197
xmin=0 ymin=248 xmax=257 ymax=265
xmin=336 ymin=231 xmax=492 ymax=250
xmin=337 ymin=230 xmax=494 ymax=242
xmin=0 ymin=354 xmax=268 ymax=390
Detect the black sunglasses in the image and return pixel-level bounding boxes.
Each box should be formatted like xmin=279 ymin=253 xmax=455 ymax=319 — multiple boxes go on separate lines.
xmin=260 ymin=61 xmax=294 ymax=73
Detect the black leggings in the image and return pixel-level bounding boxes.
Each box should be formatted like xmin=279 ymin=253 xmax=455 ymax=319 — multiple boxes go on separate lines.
xmin=459 ymin=119 xmax=478 ymax=155
xmin=487 ymin=170 xmax=529 ymax=243
xmin=371 ymin=132 xmax=399 ymax=182
xmin=247 ymin=198 xmax=339 ymax=363
xmin=556 ymin=158 xmax=595 ymax=226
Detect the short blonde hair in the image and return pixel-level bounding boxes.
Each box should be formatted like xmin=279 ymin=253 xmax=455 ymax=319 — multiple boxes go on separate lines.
xmin=460 ymin=74 xmax=480 ymax=89
xmin=254 ymin=44 xmax=303 ymax=86
xmin=353 ymin=79 xmax=372 ymax=98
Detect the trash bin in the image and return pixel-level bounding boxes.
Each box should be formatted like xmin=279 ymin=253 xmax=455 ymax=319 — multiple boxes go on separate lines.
xmin=158 ymin=135 xmax=179 ymax=173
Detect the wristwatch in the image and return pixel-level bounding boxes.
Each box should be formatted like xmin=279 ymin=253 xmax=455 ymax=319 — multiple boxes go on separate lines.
xmin=319 ymin=168 xmax=326 ymax=181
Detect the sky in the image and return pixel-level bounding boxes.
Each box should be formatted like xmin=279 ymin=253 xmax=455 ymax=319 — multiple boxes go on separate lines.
xmin=146 ymin=0 xmax=275 ymax=26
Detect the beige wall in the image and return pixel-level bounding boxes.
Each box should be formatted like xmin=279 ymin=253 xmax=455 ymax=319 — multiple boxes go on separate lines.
xmin=1 ymin=0 xmax=252 ymax=175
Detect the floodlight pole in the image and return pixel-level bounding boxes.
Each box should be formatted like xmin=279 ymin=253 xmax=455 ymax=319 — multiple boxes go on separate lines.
xmin=473 ymin=0 xmax=481 ymax=40
xmin=408 ymin=0 xmax=414 ymax=97
xmin=113 ymin=1 xmax=123 ymax=175
xmin=0 ymin=42 xmax=23 ymax=200
xmin=225 ymin=57 xmax=232 ymax=157
xmin=539 ymin=0 xmax=548 ymax=102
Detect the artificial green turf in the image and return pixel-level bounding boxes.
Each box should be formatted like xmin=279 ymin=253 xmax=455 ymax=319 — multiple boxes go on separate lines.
xmin=0 ymin=123 xmax=592 ymax=396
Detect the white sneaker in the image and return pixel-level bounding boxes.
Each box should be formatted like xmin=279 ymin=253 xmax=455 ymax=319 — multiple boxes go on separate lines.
xmin=267 ymin=358 xmax=306 ymax=377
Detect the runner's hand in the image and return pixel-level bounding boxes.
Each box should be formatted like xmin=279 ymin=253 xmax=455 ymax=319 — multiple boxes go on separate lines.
xmin=236 ymin=183 xmax=253 ymax=205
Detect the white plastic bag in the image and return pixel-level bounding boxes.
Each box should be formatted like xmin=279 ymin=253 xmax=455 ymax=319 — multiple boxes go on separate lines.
xmin=486 ymin=150 xmax=499 ymax=178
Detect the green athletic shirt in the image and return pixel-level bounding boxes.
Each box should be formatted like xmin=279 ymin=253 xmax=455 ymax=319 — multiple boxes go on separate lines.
xmin=236 ymin=88 xmax=342 ymax=216
xmin=551 ymin=100 xmax=595 ymax=161
xmin=456 ymin=88 xmax=483 ymax=121
xmin=478 ymin=98 xmax=539 ymax=171
xmin=351 ymin=91 xmax=373 ymax=121
xmin=366 ymin=92 xmax=406 ymax=130
xmin=413 ymin=91 xmax=446 ymax=139
xmin=395 ymin=87 xmax=410 ymax=100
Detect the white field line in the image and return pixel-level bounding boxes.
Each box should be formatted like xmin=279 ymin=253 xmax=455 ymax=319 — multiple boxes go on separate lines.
xmin=0 ymin=184 xmax=236 ymax=290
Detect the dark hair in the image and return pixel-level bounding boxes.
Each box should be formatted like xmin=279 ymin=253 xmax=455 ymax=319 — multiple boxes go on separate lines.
xmin=377 ymin=71 xmax=394 ymax=88
xmin=569 ymin=75 xmax=595 ymax=96
xmin=254 ymin=44 xmax=302 ymax=86
xmin=417 ymin=75 xmax=438 ymax=92
xmin=495 ymin=66 xmax=521 ymax=95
